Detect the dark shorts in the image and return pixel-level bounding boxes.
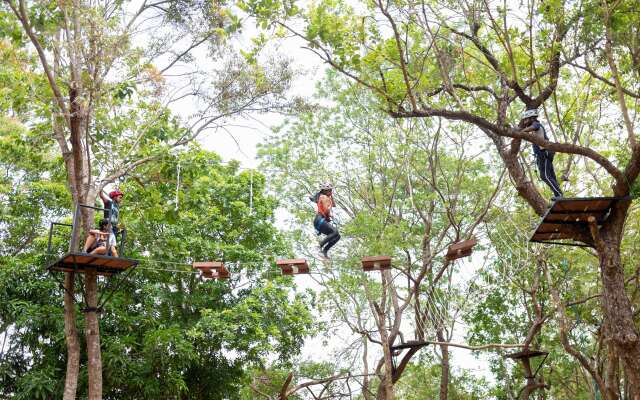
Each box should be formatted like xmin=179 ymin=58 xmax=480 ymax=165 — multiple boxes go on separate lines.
xmin=314 ymin=214 xmax=336 ymax=235
xmin=88 ymin=239 xmax=107 ymax=253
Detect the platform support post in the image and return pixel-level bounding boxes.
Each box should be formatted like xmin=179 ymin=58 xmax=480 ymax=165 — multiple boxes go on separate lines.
xmin=119 ymin=228 xmax=127 ymax=257
xmin=69 ymin=203 xmax=81 ymax=253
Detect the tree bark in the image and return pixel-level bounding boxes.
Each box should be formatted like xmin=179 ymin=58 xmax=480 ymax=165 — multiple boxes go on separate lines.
xmin=85 ymin=270 xmax=102 ymax=400
xmin=374 ymin=272 xmax=396 ymax=400
xmin=436 ymin=328 xmax=449 ymax=400
xmin=604 ymin=341 xmax=619 ymax=400
xmin=595 ymin=206 xmax=640 ymax=391
xmin=377 ymin=328 xmax=395 ymax=400
xmin=597 ymin=239 xmax=640 ymax=391
xmin=363 ymin=337 xmax=372 ymax=400
xmin=63 ymin=273 xmax=80 ymax=400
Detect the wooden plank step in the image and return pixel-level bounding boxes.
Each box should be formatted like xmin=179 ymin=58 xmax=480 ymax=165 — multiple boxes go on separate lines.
xmin=362 ymin=255 xmax=392 ymax=271
xmin=47 ymin=252 xmax=137 ymax=276
xmin=276 ymin=258 xmax=310 ymax=275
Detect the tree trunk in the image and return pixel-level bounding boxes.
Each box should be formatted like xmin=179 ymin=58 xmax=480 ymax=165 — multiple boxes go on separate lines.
xmin=377 ymin=332 xmax=395 ymax=400
xmin=363 ymin=337 xmax=372 ymax=400
xmin=85 ymin=270 xmax=102 ymax=400
xmin=81 ymin=204 xmax=101 ymax=400
xmin=596 ymin=226 xmax=640 ymax=390
xmin=437 ymin=329 xmax=449 ymax=400
xmin=604 ymin=341 xmax=619 ymax=400
xmin=516 ymin=358 xmax=547 ymax=400
xmin=374 ymin=272 xmax=396 ymax=400
xmin=63 ymin=273 xmax=80 ymax=400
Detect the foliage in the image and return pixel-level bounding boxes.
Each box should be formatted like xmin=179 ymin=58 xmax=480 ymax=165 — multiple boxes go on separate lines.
xmin=260 ymin=72 xmax=504 ymax=397
xmin=0 ymin=133 xmax=314 ymax=398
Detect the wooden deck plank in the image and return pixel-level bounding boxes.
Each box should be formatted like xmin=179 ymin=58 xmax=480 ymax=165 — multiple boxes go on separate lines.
xmin=362 ymin=255 xmax=392 ymax=271
xmin=277 ymin=258 xmax=310 ymax=275
xmin=529 ymin=197 xmax=628 ymax=247
xmin=445 ymin=238 xmax=477 ymax=261
xmin=48 ymin=252 xmax=138 ymax=275
xmin=505 ymin=349 xmax=548 ymax=360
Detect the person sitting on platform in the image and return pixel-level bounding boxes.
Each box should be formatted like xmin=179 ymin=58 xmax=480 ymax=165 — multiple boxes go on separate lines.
xmin=82 ymin=219 xmax=118 ymax=257
xmin=520 ymin=108 xmax=564 ymax=199
xmin=311 ymin=182 xmax=341 ymax=259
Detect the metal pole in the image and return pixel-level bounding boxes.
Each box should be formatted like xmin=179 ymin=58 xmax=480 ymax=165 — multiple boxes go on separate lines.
xmin=249 ymin=170 xmax=254 ymax=215
xmin=69 ymin=202 xmax=81 ymax=253
xmin=47 ymin=223 xmax=54 ymax=257
xmin=45 ymin=222 xmax=55 ymax=269
xmin=120 ymin=228 xmax=127 ymax=257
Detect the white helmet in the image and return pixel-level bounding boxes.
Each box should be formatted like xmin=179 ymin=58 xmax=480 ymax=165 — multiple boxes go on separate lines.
xmin=320 ymin=182 xmax=333 ymax=191
xmin=521 ymin=108 xmax=538 ymax=120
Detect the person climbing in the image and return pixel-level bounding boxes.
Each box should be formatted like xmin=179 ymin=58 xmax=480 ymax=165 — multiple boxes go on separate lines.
xmin=100 ymin=189 xmax=123 ymax=241
xmin=520 ymin=108 xmax=564 ymax=199
xmin=311 ymin=182 xmax=341 ymax=259
xmin=82 ymin=219 xmax=118 ymax=257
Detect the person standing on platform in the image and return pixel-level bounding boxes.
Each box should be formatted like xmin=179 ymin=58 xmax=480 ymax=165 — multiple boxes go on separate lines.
xmin=520 ymin=109 xmax=564 ymax=199
xmin=100 ymin=189 xmax=124 ymax=242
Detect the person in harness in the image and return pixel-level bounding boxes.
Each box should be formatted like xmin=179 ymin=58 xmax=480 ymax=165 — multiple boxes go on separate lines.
xmin=100 ymin=189 xmax=123 ymax=242
xmin=520 ymin=108 xmax=564 ymax=199
xmin=311 ymin=182 xmax=341 ymax=259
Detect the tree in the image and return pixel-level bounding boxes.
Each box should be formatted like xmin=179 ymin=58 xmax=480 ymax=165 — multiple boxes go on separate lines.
xmin=246 ymin=0 xmax=640 ymax=394
xmin=260 ymin=74 xmax=534 ymax=398
xmin=0 ymin=0 xmax=300 ymax=396
xmin=0 ymin=136 xmax=315 ymax=398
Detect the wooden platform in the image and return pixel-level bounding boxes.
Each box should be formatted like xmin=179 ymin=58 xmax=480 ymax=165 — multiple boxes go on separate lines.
xmin=193 ymin=261 xmax=230 ymax=280
xmin=530 ymin=197 xmax=628 ymax=247
xmin=362 ymin=255 xmax=392 ymax=271
xmin=390 ymin=340 xmax=429 ymax=351
xmin=47 ymin=252 xmax=138 ymax=276
xmin=277 ymin=258 xmax=309 ymax=275
xmin=504 ymin=349 xmax=548 ymax=360
xmin=445 ymin=238 xmax=477 ymax=261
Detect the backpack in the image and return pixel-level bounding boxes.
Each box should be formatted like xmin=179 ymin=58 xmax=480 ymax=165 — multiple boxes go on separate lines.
xmin=309 ymin=191 xmax=321 ymax=204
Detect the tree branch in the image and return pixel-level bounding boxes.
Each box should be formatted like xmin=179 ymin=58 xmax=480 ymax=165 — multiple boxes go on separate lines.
xmin=6 ymin=0 xmax=70 ymax=126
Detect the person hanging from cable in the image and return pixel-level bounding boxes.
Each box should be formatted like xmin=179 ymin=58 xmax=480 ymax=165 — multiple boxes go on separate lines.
xmin=520 ymin=108 xmax=564 ymax=199
xmin=82 ymin=219 xmax=118 ymax=257
xmin=310 ymin=182 xmax=341 ymax=259
xmin=100 ymin=189 xmax=123 ymax=243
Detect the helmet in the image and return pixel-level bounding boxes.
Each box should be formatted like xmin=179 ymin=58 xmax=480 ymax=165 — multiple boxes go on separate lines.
xmin=320 ymin=182 xmax=333 ymax=191
xmin=109 ymin=190 xmax=124 ymax=198
xmin=521 ymin=108 xmax=538 ymax=120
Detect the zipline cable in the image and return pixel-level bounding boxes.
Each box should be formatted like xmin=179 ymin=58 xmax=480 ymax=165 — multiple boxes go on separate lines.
xmin=175 ymin=162 xmax=181 ymax=211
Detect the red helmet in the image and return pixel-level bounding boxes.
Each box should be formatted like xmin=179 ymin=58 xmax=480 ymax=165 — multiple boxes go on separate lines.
xmin=109 ymin=190 xmax=124 ymax=198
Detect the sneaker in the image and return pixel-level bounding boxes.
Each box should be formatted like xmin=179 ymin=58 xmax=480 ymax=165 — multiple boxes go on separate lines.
xmin=322 ymin=249 xmax=330 ymax=260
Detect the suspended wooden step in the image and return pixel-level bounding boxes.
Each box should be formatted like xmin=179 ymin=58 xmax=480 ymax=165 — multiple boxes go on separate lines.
xmin=193 ymin=261 xmax=230 ymax=280
xmin=504 ymin=349 xmax=549 ymax=379
xmin=277 ymin=258 xmax=309 ymax=275
xmin=390 ymin=339 xmax=429 ymax=351
xmin=47 ymin=252 xmax=138 ymax=276
xmin=529 ymin=196 xmax=630 ymax=247
xmin=445 ymin=238 xmax=477 ymax=261
xmin=361 ymin=255 xmax=392 ymax=271
xmin=504 ymin=349 xmax=548 ymax=361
